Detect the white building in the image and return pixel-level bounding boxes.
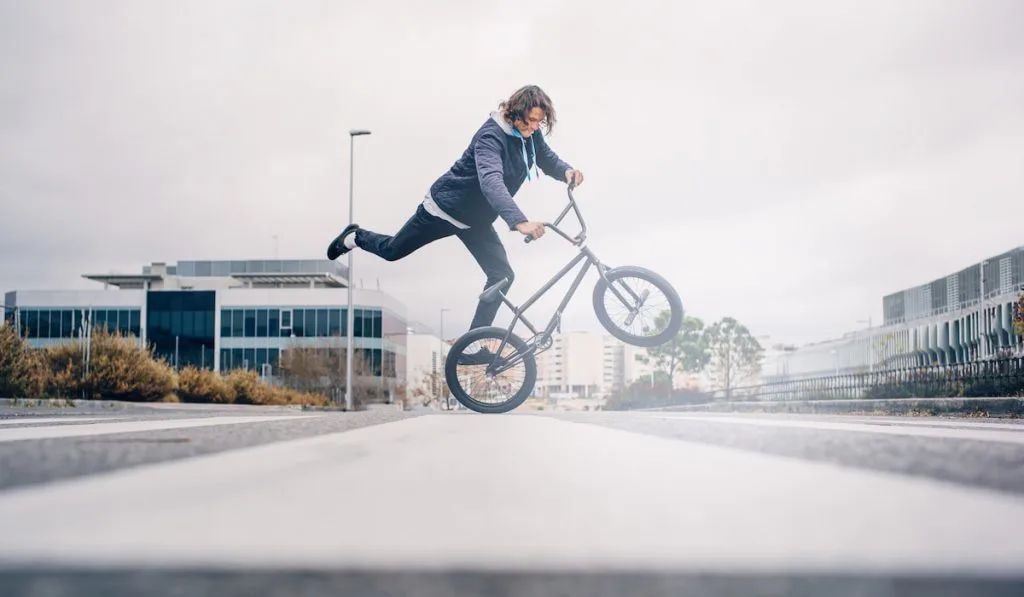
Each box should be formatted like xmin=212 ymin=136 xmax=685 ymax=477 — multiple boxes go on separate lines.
xmin=767 ymin=246 xmax=1024 ymax=380
xmin=401 ymin=324 xmax=451 ymax=405
xmin=3 ymin=259 xmax=412 ymax=393
xmin=533 ymin=330 xmax=676 ymax=400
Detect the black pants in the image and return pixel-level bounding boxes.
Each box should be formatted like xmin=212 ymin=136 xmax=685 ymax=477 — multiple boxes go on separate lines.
xmin=354 ymin=204 xmax=514 ymax=330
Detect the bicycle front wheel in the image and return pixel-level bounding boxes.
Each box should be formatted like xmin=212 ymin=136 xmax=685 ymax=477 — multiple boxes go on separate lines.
xmin=592 ymin=265 xmax=683 ymax=347
xmin=444 ymin=326 xmax=537 ymax=414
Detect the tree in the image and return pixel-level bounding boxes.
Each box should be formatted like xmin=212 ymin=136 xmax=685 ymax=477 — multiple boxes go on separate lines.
xmin=636 ymin=312 xmax=711 ymax=385
xmin=277 ymin=336 xmax=384 ymax=408
xmin=703 ymin=316 xmax=764 ymax=400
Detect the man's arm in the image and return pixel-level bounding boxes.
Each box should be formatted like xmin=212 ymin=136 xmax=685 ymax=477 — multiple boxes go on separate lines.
xmin=475 ymin=132 xmax=529 ymax=230
xmin=533 ymin=131 xmax=573 ymax=182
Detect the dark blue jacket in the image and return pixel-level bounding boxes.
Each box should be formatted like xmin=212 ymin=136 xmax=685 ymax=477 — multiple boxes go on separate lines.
xmin=429 ymin=111 xmax=573 ymax=230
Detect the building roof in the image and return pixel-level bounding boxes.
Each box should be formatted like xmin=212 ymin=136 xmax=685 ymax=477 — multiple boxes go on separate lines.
xmin=229 ymin=272 xmax=348 ymax=288
xmin=165 ymin=259 xmax=349 ymax=279
xmin=81 ymin=273 xmax=164 ymax=287
xmin=81 ymin=259 xmax=352 ymax=289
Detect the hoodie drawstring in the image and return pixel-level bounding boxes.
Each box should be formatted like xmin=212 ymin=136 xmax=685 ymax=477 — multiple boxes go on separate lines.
xmin=512 ymin=128 xmax=538 ymax=181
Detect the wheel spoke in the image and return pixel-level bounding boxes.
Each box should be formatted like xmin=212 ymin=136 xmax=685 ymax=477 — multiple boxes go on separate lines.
xmin=445 ymin=328 xmax=536 ymax=413
xmin=603 ymin=277 xmax=671 ymax=338
xmin=593 ymin=266 xmax=683 ymax=348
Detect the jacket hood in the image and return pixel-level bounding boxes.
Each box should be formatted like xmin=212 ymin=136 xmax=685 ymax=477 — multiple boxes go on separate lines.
xmin=489 ymin=110 xmax=517 ymax=136
xmin=489 ymin=109 xmax=539 ymax=183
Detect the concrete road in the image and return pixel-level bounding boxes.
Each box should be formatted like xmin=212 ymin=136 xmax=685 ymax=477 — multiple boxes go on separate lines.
xmin=1 ymin=406 xmax=1023 ymax=596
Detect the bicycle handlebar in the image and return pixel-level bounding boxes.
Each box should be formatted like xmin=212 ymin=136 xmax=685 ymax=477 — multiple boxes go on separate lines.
xmin=523 ymin=181 xmax=587 ymax=245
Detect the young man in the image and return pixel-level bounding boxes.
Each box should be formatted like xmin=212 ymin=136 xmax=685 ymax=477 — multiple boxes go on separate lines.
xmin=325 ymin=85 xmax=584 ymax=361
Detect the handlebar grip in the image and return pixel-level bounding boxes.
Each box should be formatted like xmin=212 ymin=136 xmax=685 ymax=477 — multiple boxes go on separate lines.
xmin=524 ymin=235 xmax=534 ymax=244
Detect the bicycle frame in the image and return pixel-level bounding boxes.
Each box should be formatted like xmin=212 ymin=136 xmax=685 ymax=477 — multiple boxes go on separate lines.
xmin=478 ymin=184 xmax=648 ymax=375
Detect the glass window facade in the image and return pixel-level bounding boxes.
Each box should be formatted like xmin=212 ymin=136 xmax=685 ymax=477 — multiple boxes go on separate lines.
xmin=883 ymin=247 xmax=1024 ymax=325
xmin=219 ymin=307 xmax=381 ymax=339
xmin=146 ymin=291 xmax=216 ymax=370
xmin=7 ymin=307 xmax=141 ymax=339
xmin=220 ymin=347 xmax=281 ymax=372
xmin=216 ymin=306 xmax=397 ymax=378
xmin=4 ymin=290 xmax=405 ymax=383
xmin=218 ymin=347 xmax=394 ymax=377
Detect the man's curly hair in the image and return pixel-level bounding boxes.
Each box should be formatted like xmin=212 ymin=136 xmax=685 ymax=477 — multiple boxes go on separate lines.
xmin=499 ymin=85 xmax=556 ymax=135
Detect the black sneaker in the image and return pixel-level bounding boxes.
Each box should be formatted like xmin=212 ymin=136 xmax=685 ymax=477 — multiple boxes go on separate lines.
xmin=457 ymin=347 xmax=497 ymax=366
xmin=326 ymin=224 xmax=360 ymax=260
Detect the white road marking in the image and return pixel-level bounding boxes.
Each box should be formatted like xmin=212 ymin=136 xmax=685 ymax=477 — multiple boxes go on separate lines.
xmin=0 ymin=415 xmax=318 ymax=443
xmin=0 ymin=417 xmax=128 ymax=426
xmin=636 ymin=413 xmax=1024 ymax=445
xmin=0 ymin=414 xmax=1022 ymax=574
xmin=732 ymin=414 xmax=1024 ymax=431
xmin=819 ymin=417 xmax=1024 ymax=431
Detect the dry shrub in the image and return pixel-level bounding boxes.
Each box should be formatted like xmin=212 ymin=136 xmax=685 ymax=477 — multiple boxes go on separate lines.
xmin=268 ymin=386 xmax=330 ymax=407
xmin=224 ymin=369 xmax=329 ymax=406
xmin=47 ymin=357 xmax=81 ymax=398
xmin=1 ymin=324 xmax=335 ymax=406
xmin=43 ymin=328 xmax=176 ymax=401
xmin=178 ymin=365 xmax=235 ymax=403
xmin=225 ymin=369 xmax=266 ymax=404
xmin=0 ymin=324 xmax=48 ymax=398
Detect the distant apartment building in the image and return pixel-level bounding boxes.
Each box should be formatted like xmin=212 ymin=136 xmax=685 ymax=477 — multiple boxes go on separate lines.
xmin=402 ymin=324 xmax=451 ymax=403
xmin=533 ymin=330 xmax=691 ymax=399
xmin=764 ymin=246 xmax=1024 ymax=380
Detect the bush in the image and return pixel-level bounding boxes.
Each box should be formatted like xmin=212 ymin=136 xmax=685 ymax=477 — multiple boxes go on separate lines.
xmin=225 ymin=369 xmax=265 ymax=404
xmin=0 ymin=324 xmax=48 ymax=398
xmin=42 ymin=328 xmax=176 ymax=401
xmin=603 ymin=378 xmax=713 ymax=410
xmin=0 ymin=325 xmax=331 ymax=406
xmin=177 ymin=365 xmax=234 ymax=403
xmin=225 ymin=369 xmax=329 ymax=406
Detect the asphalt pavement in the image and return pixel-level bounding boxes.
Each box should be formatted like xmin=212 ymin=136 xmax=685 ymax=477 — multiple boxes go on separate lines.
xmin=1 ymin=404 xmax=1023 ymax=596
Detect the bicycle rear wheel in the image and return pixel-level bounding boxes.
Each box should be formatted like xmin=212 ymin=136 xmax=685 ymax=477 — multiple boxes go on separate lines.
xmin=593 ymin=265 xmax=683 ymax=347
xmin=444 ymin=326 xmax=537 ymax=414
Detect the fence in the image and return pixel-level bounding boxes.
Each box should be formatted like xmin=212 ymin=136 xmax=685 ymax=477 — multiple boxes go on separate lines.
xmin=713 ymin=355 xmax=1024 ymax=402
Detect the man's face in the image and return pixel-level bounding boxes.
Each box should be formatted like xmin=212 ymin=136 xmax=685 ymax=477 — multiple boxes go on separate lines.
xmin=514 ymin=107 xmax=545 ymax=137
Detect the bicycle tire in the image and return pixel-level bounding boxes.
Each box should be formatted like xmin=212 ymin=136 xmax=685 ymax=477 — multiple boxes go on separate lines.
xmin=444 ymin=326 xmax=537 ymax=414
xmin=592 ymin=265 xmax=684 ymax=347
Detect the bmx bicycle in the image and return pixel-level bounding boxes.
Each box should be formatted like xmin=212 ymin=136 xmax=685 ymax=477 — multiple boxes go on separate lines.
xmin=444 ymin=182 xmax=684 ymax=414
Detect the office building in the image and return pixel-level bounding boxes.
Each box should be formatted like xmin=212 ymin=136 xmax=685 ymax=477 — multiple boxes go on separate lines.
xmin=765 ymin=246 xmax=1024 ymax=380
xmin=3 ymin=259 xmax=410 ymax=388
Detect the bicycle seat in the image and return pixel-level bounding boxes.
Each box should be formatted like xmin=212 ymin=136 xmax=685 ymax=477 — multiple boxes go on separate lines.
xmin=480 ymin=277 xmax=510 ymax=301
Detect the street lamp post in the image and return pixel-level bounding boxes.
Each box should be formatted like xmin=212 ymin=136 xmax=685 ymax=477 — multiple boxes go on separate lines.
xmin=439 ymin=307 xmax=450 ymax=409
xmin=346 ymin=129 xmax=371 ymax=410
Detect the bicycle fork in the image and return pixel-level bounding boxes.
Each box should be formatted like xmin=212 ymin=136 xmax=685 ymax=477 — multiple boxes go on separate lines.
xmin=598 ymin=264 xmax=651 ymax=325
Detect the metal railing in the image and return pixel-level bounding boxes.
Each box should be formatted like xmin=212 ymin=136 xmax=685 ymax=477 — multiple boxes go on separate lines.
xmin=713 ymin=355 xmax=1024 ymax=402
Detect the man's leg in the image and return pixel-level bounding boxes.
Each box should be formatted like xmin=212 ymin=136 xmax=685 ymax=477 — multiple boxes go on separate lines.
xmin=457 ymin=224 xmax=515 ymax=330
xmin=330 ymin=205 xmax=458 ymax=262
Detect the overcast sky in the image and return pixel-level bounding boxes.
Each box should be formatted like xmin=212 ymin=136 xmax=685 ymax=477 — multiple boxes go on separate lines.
xmin=1 ymin=0 xmax=1021 ymax=345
